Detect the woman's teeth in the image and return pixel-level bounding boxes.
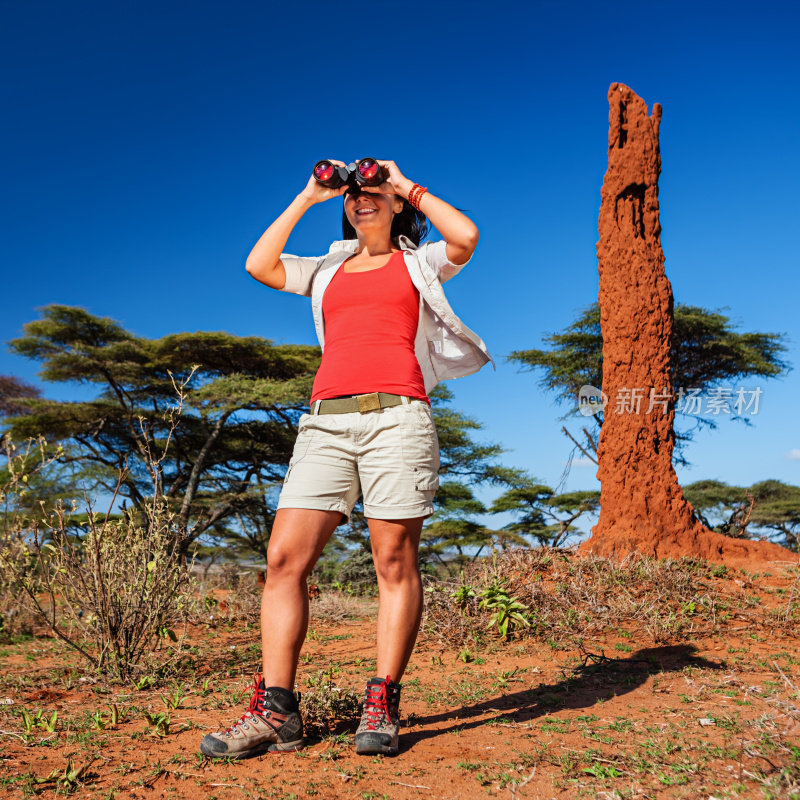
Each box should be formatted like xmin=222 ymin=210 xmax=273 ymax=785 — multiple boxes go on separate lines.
xmin=356 ymin=208 xmax=376 ymax=215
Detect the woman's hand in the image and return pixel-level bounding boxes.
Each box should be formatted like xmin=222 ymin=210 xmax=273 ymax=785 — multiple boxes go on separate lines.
xmin=298 ymin=159 xmax=349 ymax=205
xmin=361 ymin=160 xmax=414 ymax=199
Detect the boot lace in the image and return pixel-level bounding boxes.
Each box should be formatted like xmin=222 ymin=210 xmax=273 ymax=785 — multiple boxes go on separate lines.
xmin=226 ymin=673 xmax=266 ymax=734
xmin=362 ymin=675 xmax=393 ymax=731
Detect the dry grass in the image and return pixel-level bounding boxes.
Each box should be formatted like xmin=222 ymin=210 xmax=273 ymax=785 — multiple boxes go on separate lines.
xmin=421 ymin=548 xmax=800 ymax=649
xmin=310 ymin=592 xmax=374 ymax=623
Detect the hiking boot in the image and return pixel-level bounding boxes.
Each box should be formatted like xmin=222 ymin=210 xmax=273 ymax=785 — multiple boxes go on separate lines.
xmin=200 ymin=674 xmax=304 ymax=759
xmin=355 ymin=675 xmax=401 ymax=755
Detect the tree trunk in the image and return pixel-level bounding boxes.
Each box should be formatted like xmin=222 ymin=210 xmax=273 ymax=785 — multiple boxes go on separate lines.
xmin=579 ymin=84 xmax=788 ymax=567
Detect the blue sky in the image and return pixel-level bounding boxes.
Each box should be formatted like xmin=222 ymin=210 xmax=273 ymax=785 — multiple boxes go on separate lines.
xmin=2 ymin=0 xmax=798 ymax=504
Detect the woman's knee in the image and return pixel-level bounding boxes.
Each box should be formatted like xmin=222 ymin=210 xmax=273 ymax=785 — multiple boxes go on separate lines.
xmin=373 ymin=546 xmax=419 ymax=586
xmin=265 ymin=543 xmax=313 ymax=582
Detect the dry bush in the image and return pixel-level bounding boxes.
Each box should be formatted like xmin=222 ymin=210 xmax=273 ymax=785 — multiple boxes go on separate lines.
xmin=0 ymin=437 xmax=50 ymax=638
xmin=191 ymin=579 xmax=375 ymax=628
xmin=3 ymin=496 xmax=194 ymax=679
xmin=310 ymin=592 xmax=373 ymax=623
xmin=0 ymin=535 xmax=38 ymax=638
xmin=190 ymin=567 xmax=262 ymax=625
xmin=301 ymin=668 xmax=361 ymax=738
xmin=1 ymin=389 xmax=195 ymax=679
xmin=421 ymin=547 xmax=793 ymax=649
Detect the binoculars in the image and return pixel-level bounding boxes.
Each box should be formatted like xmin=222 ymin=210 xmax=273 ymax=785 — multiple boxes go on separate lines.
xmin=312 ymin=158 xmax=385 ymax=190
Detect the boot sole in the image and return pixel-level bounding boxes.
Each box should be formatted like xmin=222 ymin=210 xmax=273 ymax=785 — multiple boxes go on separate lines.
xmin=267 ymin=739 xmax=305 ymax=753
xmin=200 ymin=737 xmax=304 ymax=759
xmin=355 ymin=734 xmax=399 ymax=756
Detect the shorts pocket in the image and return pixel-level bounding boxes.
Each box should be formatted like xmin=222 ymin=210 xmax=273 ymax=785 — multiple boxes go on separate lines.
xmin=411 ymin=401 xmax=436 ymax=433
xmin=414 ymin=467 xmax=439 ymax=493
xmin=400 ymin=406 xmax=440 ymax=492
xmin=284 ymin=426 xmax=315 ymax=483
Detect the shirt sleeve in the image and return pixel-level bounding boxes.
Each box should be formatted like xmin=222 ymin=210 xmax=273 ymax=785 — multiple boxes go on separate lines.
xmin=279 ymin=253 xmax=324 ymax=297
xmin=422 ymin=240 xmax=473 ymax=284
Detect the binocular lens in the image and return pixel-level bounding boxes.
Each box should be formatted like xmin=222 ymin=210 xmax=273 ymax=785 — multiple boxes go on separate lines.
xmin=312 ymin=158 xmax=382 ymax=189
xmin=357 ymin=159 xmax=380 ymax=181
xmin=313 ymin=162 xmax=335 ymax=182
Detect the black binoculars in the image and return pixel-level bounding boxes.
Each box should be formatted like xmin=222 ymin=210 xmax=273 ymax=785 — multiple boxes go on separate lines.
xmin=312 ymin=158 xmax=385 ymax=190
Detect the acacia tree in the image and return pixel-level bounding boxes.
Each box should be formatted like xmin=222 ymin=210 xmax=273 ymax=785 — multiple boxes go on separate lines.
xmin=510 ymin=302 xmax=788 ymax=466
xmin=4 ymin=305 xmax=320 ymax=556
xmin=685 ymin=479 xmax=800 ymax=552
xmin=682 ymin=480 xmax=754 ymax=538
xmin=489 ymin=474 xmax=600 ymax=547
xmin=0 ymin=375 xmax=41 ymax=417
xmin=749 ymin=480 xmax=800 ymax=552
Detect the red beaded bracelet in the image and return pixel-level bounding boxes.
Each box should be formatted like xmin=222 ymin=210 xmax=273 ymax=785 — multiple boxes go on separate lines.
xmin=408 ymin=183 xmax=428 ymax=210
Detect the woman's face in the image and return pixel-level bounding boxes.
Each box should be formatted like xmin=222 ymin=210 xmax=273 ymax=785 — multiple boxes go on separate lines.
xmin=343 ymin=189 xmax=404 ymax=236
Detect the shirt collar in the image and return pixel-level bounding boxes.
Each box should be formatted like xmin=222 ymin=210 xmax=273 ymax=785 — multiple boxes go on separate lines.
xmin=327 ymin=235 xmax=418 ymax=254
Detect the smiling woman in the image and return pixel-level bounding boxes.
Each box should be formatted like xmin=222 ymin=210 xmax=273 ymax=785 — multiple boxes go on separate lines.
xmin=200 ymin=158 xmax=492 ymax=760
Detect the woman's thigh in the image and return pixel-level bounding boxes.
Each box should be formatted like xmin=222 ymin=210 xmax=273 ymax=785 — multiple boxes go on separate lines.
xmin=266 ymin=508 xmax=343 ymax=577
xmin=358 ymin=402 xmax=439 ymax=520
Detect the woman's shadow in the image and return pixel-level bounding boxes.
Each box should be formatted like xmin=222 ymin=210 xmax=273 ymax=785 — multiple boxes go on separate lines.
xmin=403 ymin=644 xmax=722 ymax=747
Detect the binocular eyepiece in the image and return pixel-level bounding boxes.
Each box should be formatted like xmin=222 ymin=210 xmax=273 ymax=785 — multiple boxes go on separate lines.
xmin=312 ymin=158 xmax=385 ymax=190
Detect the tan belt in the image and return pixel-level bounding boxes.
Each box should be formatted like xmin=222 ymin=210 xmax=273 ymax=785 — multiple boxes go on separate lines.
xmin=311 ymin=392 xmax=411 ymax=415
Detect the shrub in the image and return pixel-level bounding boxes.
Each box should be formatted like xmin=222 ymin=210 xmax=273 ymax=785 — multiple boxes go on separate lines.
xmin=334 ymin=549 xmax=378 ymax=595
xmin=0 ymin=389 xmax=195 ymax=679
xmin=301 ymin=668 xmax=361 ymax=738
xmin=3 ymin=491 xmax=193 ymax=679
xmin=0 ymin=437 xmax=52 ymax=638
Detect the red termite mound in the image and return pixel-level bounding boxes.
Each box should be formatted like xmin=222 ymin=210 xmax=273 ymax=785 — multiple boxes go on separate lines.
xmin=578 ymin=84 xmax=789 ymax=568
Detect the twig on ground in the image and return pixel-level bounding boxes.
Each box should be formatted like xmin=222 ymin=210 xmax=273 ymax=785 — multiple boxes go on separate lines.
xmin=772 ymin=660 xmax=799 ymax=695
xmin=509 ymin=765 xmax=536 ymax=799
xmin=390 ymin=781 xmax=432 ymax=789
xmin=0 ymin=730 xmax=28 ymax=741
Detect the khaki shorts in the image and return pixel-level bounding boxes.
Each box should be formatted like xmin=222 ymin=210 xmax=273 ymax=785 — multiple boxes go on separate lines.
xmin=277 ymin=399 xmax=440 ymax=521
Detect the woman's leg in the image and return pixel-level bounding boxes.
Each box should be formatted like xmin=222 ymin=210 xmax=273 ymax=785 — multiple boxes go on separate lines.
xmin=367 ymin=516 xmax=425 ymax=681
xmin=261 ymin=507 xmax=342 ymax=688
xmin=200 ymin=507 xmax=341 ymax=759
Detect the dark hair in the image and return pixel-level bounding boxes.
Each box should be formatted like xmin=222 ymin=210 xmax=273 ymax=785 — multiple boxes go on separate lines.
xmin=341 ymin=196 xmax=430 ymax=246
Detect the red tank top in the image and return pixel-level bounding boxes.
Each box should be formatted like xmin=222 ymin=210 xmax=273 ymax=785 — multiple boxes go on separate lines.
xmin=310 ymin=250 xmax=428 ymax=403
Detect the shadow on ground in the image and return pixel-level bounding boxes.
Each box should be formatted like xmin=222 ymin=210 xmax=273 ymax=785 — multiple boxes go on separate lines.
xmin=404 ymin=644 xmax=721 ymax=748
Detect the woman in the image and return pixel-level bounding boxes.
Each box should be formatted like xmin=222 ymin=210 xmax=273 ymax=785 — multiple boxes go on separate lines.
xmin=200 ymin=159 xmax=492 ymax=759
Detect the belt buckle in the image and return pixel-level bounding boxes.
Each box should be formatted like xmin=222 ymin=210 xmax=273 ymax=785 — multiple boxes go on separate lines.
xmin=356 ymin=392 xmax=381 ymax=413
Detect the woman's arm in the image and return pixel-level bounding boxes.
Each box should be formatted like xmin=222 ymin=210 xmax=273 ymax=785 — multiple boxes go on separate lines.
xmin=245 ymin=164 xmax=348 ymax=289
xmin=364 ymin=161 xmax=479 ymax=267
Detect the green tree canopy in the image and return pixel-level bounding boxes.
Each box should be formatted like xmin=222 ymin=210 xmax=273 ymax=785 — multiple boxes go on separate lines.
xmin=0 ymin=375 xmax=40 ymax=417
xmin=509 ymin=302 xmax=789 ymax=465
xmin=490 ymin=473 xmax=600 ymax=547
xmin=421 ymin=481 xmax=497 ymax=574
xmin=684 ymin=478 xmax=800 ymax=551
xmin=4 ymin=305 xmax=320 ymax=554
xmin=748 ymin=480 xmax=800 ymax=552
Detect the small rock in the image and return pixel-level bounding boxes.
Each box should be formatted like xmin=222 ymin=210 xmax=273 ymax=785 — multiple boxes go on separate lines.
xmin=699 ymin=718 xmax=716 ymax=727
